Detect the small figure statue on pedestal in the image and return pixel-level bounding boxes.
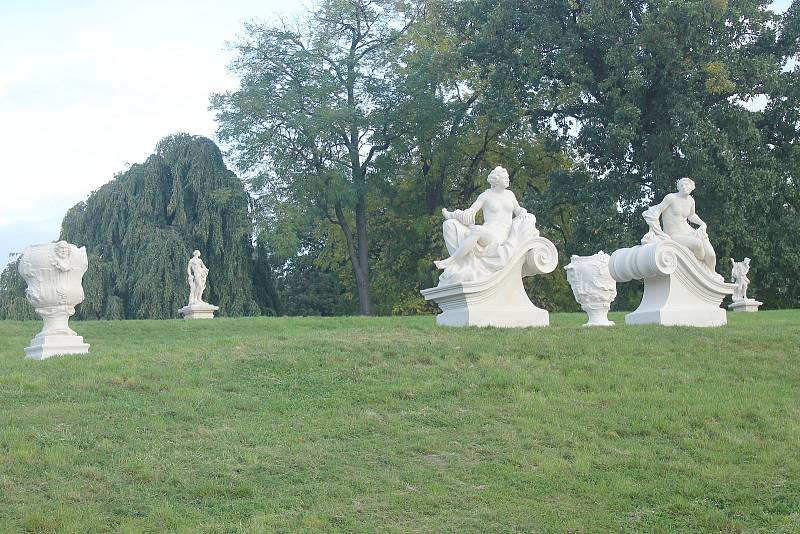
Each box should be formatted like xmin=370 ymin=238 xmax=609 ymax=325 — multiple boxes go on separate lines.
xmin=728 ymin=257 xmax=762 ymax=312
xmin=179 ymin=250 xmax=219 ymax=319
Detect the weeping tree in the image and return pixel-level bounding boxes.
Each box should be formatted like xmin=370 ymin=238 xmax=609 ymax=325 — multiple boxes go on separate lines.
xmin=53 ymin=133 xmax=269 ymax=319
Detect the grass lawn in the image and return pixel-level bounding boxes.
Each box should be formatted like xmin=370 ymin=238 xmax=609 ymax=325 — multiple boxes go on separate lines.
xmin=0 ymin=311 xmax=798 ymax=533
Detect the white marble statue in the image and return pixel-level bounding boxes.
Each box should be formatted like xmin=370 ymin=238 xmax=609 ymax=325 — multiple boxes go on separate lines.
xmin=18 ymin=241 xmax=90 ymax=359
xmin=179 ymin=250 xmax=219 ymax=319
xmin=421 ymin=166 xmax=558 ymax=327
xmin=609 ymin=177 xmax=734 ymax=327
xmin=564 ymin=251 xmax=617 ymax=326
xmin=188 ymin=250 xmax=210 ymax=305
xmin=731 ymin=257 xmax=751 ymax=301
xmin=728 ymin=257 xmax=762 ymax=312
xmin=641 ymin=177 xmax=719 ymax=278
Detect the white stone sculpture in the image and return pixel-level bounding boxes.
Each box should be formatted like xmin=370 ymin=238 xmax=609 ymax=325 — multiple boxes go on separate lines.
xmin=564 ymin=251 xmax=617 ymax=326
xmin=421 ymin=166 xmax=558 ymax=327
xmin=728 ymin=257 xmax=762 ymax=312
xmin=609 ymin=178 xmax=734 ymax=327
xmin=18 ymin=241 xmax=90 ymax=359
xmin=179 ymin=250 xmax=218 ymax=319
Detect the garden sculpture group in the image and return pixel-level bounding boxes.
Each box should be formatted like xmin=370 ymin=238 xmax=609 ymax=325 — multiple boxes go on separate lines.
xmin=179 ymin=250 xmax=219 ymax=319
xmin=15 ymin=172 xmax=763 ymax=359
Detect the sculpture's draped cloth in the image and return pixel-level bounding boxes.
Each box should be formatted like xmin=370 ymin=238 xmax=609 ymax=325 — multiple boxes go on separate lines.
xmin=438 ymin=211 xmax=539 ymax=286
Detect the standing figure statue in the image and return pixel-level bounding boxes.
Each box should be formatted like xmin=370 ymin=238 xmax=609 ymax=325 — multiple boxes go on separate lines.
xmin=187 ymin=250 xmax=210 ymax=305
xmin=180 ymin=250 xmax=218 ymax=319
xmin=731 ymin=257 xmax=751 ymax=302
xmin=642 ymin=177 xmax=717 ymax=274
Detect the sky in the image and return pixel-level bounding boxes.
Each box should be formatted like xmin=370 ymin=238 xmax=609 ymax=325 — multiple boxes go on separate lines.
xmin=0 ymin=0 xmax=795 ymax=268
xmin=0 ymin=0 xmax=301 ymax=267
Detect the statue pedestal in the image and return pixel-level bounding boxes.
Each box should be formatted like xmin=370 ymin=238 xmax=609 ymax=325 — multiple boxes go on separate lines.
xmin=610 ymin=241 xmax=734 ymax=327
xmin=728 ymin=299 xmax=762 ymax=312
xmin=421 ymin=237 xmax=557 ymax=327
xmin=179 ymin=303 xmax=219 ymax=319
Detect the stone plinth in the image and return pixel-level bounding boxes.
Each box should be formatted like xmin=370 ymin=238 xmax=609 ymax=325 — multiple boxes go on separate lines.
xmin=728 ymin=299 xmax=762 ymax=312
xmin=179 ymin=303 xmax=219 ymax=319
xmin=25 ymin=332 xmax=90 ymax=360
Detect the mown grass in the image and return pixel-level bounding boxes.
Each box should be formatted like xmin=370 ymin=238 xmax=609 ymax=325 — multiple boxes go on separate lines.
xmin=0 ymin=311 xmax=798 ymax=533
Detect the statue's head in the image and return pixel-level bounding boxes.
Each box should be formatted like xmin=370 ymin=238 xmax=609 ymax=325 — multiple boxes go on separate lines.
xmin=487 ymin=166 xmax=510 ymax=188
xmin=744 ymin=257 xmax=750 ymax=265
xmin=193 ymin=250 xmax=201 ymax=258
xmin=676 ymin=177 xmax=696 ymax=194
xmin=54 ymin=241 xmax=70 ymax=259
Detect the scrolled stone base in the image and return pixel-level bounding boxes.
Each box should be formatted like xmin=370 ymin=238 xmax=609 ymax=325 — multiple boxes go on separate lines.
xmin=422 ymin=237 xmax=557 ymax=328
xmin=179 ymin=303 xmax=219 ymax=319
xmin=728 ymin=299 xmax=762 ymax=312
xmin=24 ymin=334 xmax=90 ymax=360
xmin=609 ymin=240 xmax=734 ymax=327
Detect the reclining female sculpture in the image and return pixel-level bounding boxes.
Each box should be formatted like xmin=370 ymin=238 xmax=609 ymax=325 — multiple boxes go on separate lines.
xmin=421 ymin=166 xmax=557 ymax=327
xmin=609 ymin=177 xmax=734 ymax=326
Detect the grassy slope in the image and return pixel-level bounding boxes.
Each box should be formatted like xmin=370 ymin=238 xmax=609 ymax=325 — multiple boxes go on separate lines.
xmin=0 ymin=311 xmax=798 ymax=533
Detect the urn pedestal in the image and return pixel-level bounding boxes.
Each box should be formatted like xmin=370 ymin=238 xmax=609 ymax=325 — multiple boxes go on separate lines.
xmin=564 ymin=252 xmax=617 ymax=327
xmin=18 ymin=242 xmax=90 ymax=360
xmin=179 ymin=303 xmax=219 ymax=319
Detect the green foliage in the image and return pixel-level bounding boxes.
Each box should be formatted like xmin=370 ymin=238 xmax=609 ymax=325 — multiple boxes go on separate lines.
xmin=57 ymin=134 xmax=269 ymax=319
xmin=448 ymin=0 xmax=799 ymax=308
xmin=0 ymin=258 xmax=36 ymax=321
xmin=1 ymin=312 xmax=798 ymax=530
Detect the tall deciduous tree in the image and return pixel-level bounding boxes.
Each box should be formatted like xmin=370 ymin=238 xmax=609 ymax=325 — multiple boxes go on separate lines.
xmin=212 ymin=0 xmax=414 ymax=315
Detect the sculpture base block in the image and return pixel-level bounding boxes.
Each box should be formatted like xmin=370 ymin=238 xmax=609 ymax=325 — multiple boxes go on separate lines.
xmin=24 ymin=334 xmax=90 ymax=360
xmin=179 ymin=303 xmax=219 ymax=319
xmin=624 ymin=305 xmax=727 ymax=327
xmin=432 ymin=297 xmax=549 ymax=328
xmin=728 ymin=299 xmax=762 ymax=312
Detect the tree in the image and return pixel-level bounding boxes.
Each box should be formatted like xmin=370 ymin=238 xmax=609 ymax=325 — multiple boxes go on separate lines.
xmin=57 ymin=134 xmax=270 ymax=319
xmin=212 ymin=0 xmax=414 ymax=315
xmin=448 ymin=0 xmax=800 ymax=307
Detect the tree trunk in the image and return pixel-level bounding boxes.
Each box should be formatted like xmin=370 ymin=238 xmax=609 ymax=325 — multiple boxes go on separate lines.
xmin=354 ymin=195 xmax=373 ymax=315
xmin=335 ymin=199 xmax=374 ymax=316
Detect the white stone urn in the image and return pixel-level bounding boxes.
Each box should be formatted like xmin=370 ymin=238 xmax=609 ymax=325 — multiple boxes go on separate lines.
xmin=18 ymin=241 xmax=90 ymax=359
xmin=564 ymin=251 xmax=617 ymax=326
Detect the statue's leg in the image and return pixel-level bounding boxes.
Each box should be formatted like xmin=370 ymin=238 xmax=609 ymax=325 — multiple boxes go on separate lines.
xmin=703 ymin=239 xmax=717 ymax=271
xmin=435 ymin=225 xmax=490 ymax=269
xmin=672 ymin=235 xmax=705 ymax=261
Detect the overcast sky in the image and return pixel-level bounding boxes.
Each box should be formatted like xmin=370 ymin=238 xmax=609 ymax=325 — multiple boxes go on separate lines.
xmin=0 ymin=0 xmax=794 ymax=268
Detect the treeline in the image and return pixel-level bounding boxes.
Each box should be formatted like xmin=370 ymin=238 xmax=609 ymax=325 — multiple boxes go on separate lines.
xmin=211 ymin=0 xmax=800 ymax=313
xmin=1 ymin=0 xmax=798 ymax=319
